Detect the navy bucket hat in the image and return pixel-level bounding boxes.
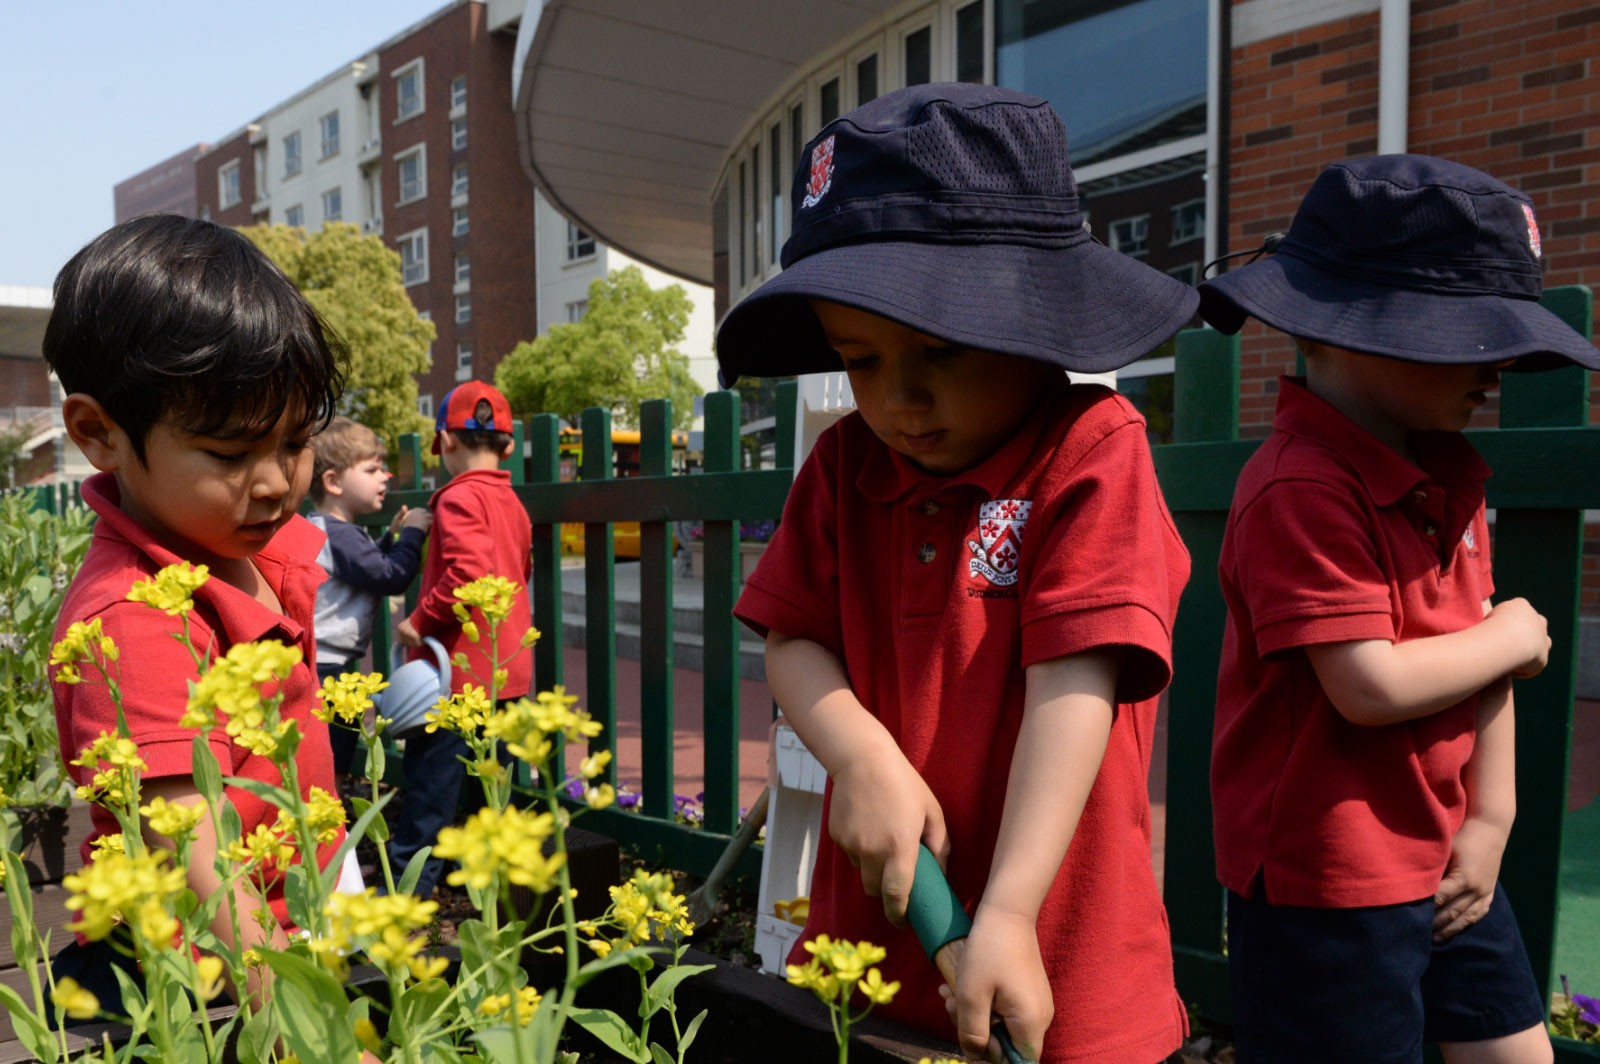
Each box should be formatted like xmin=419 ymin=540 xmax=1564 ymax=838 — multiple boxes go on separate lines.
xmin=715 ymin=83 xmax=1199 ymax=385
xmin=1198 ymin=154 xmax=1600 ymax=370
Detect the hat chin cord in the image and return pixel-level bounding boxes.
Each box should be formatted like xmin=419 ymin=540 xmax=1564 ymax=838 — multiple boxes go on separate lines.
xmin=1203 ymin=232 xmax=1284 ymax=278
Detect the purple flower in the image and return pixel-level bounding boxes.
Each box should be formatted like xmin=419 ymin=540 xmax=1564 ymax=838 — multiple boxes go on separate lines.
xmin=1575 ymin=993 xmax=1600 ymax=1026
xmin=616 ymin=791 xmax=641 ymax=810
xmin=563 ymin=778 xmax=584 ymax=800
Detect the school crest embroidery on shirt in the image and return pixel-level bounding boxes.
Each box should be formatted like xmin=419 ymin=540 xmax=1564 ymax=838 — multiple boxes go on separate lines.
xmin=967 ymin=499 xmax=1032 ymax=587
xmin=801 ymin=135 xmax=836 ymax=209
xmin=1463 ymin=526 xmax=1476 ymax=551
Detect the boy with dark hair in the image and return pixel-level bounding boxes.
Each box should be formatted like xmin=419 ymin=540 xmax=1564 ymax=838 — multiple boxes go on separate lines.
xmin=392 ymin=381 xmax=532 ymax=898
xmin=45 ymin=213 xmax=355 ymax=1014
xmin=718 ymin=84 xmax=1197 ymax=1064
xmin=308 ymin=416 xmax=432 ymax=774
xmin=1199 ymin=155 xmax=1600 ymax=1063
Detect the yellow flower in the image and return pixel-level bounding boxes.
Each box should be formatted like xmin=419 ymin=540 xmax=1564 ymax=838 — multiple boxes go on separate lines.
xmin=50 ymin=618 xmax=119 ymax=680
xmin=140 ymin=796 xmax=207 ymax=840
xmin=72 ymin=734 xmax=147 ymax=807
xmin=63 ymin=849 xmax=186 ymax=946
xmin=313 ymin=888 xmax=440 ymax=977
xmin=316 ymin=671 xmax=388 ymax=725
xmin=127 ymin=561 xmax=209 ymax=616
xmin=520 ymin=626 xmax=541 ymax=648
xmin=409 ymin=954 xmax=450 ymax=982
xmin=425 ymin=683 xmax=493 ymax=736
xmin=452 ymin=575 xmax=521 ymax=624
xmin=302 ymin=787 xmax=347 ymax=844
xmin=52 ymin=977 xmax=99 ymax=1020
xmin=195 ymin=955 xmax=227 ymax=1002
xmin=225 ymin=823 xmax=297 ymax=870
xmin=90 ymin=833 xmax=126 ymax=859
xmin=461 ymin=620 xmax=480 ymax=644
xmin=477 ymin=987 xmax=543 ymax=1026
xmin=354 ymin=1018 xmax=383 ymax=1054
xmin=433 ymin=806 xmax=563 ymax=893
xmin=584 ymin=783 xmax=616 ymax=810
xmin=788 ymin=936 xmax=893 ymax=1007
xmin=579 ymin=750 xmax=612 ymax=780
xmin=859 ymin=967 xmax=900 ymax=1005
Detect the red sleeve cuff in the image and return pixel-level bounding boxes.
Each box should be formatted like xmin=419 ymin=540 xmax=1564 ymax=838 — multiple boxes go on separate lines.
xmin=1022 ymin=602 xmax=1173 ymax=704
xmin=1256 ymin=610 xmax=1395 ymax=657
xmin=733 ymin=576 xmax=842 ymax=658
xmin=134 ymin=736 xmax=235 ymax=781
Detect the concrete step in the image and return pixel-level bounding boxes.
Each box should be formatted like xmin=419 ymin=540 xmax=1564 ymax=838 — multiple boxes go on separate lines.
xmin=560 ymin=612 xmax=767 ymax=683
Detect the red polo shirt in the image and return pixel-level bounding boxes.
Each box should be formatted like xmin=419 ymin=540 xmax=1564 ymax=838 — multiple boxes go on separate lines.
xmin=54 ymin=473 xmax=343 ymax=932
xmin=736 ymin=380 xmax=1190 ymax=1064
xmin=1212 ymin=377 xmax=1493 ymax=908
xmin=407 ymin=468 xmax=532 ymax=699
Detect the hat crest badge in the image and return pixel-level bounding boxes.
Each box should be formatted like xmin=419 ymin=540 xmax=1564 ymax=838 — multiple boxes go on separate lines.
xmin=801 ymin=135 xmax=836 ymax=209
xmin=1521 ymin=203 xmax=1542 ymax=259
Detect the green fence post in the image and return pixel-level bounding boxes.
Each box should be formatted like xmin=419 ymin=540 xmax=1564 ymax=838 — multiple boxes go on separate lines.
xmin=774 ymin=380 xmax=798 ymax=471
xmin=1162 ymin=326 xmax=1241 ymax=1022
xmin=528 ymin=414 xmax=565 ymax=698
xmin=638 ymin=400 xmax=677 ymax=817
xmin=701 ymin=390 xmax=742 ymax=834
xmin=1494 ymin=285 xmax=1592 ymax=1018
xmin=580 ymin=406 xmax=618 ymax=784
xmin=501 ymin=420 xmax=526 ymax=484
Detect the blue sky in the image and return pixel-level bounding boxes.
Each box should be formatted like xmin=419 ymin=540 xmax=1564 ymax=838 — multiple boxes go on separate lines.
xmin=0 ymin=0 xmax=452 ymax=289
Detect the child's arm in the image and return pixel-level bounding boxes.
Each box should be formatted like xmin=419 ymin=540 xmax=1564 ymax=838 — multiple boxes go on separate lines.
xmin=1433 ymin=597 xmax=1518 ymax=941
xmin=326 ymin=517 xmax=428 ymax=596
xmin=1304 ymin=596 xmax=1548 ymax=726
xmin=764 ymin=631 xmax=948 ymax=923
xmin=949 ymin=648 xmax=1116 ymax=1063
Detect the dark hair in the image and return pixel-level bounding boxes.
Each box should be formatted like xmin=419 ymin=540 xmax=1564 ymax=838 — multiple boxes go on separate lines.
xmin=43 ymin=214 xmax=347 ymax=460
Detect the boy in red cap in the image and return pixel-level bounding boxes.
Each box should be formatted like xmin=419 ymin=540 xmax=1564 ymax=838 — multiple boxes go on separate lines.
xmin=392 ymin=380 xmax=532 ymax=898
xmin=719 ymin=84 xmax=1197 ymax=1064
xmin=1199 ymin=155 xmax=1600 ymax=1063
xmin=44 ymin=214 xmax=352 ymax=1016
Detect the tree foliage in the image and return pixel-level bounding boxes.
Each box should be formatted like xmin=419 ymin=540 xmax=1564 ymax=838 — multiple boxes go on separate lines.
xmin=241 ymin=223 xmax=435 ymax=454
xmin=495 ymin=266 xmax=701 ymax=430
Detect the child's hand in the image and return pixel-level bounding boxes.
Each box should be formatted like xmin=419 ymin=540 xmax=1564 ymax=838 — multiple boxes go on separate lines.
xmin=395 ymin=618 xmax=422 ymax=648
xmin=401 ymin=505 xmax=433 ymax=534
xmin=1433 ymin=815 xmax=1508 ymax=942
xmin=829 ymin=753 xmax=948 ymax=926
xmin=1486 ymin=597 xmax=1550 ymax=678
xmin=944 ymin=908 xmax=1051 ymax=1063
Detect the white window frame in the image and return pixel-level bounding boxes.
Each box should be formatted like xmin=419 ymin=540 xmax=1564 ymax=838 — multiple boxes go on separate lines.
xmin=394 ymin=58 xmax=425 ymax=122
xmin=455 ymin=342 xmax=473 ymax=382
xmin=450 ymin=75 xmax=467 ymax=111
xmin=1166 ymin=262 xmax=1200 ymax=285
xmin=452 ymin=163 xmax=469 ymax=197
xmin=1171 ymin=198 xmax=1206 ymax=245
xmin=319 ymin=110 xmax=340 ymax=158
xmin=455 ymin=294 xmax=471 ymax=324
xmin=1110 ymin=215 xmax=1151 ymax=257
xmin=847 ymin=42 xmax=881 ymax=108
xmin=322 ymin=186 xmax=342 ymax=223
xmin=565 ymin=299 xmax=588 ymax=323
xmin=454 ymin=253 xmax=470 ymax=285
xmin=417 ymin=393 xmax=433 ymax=418
xmin=395 ymin=144 xmax=427 ymax=206
xmin=565 ymin=221 xmax=596 ymax=262
xmin=451 ymin=118 xmax=468 ymax=151
xmin=452 ymin=206 xmax=469 ymax=237
xmin=944 ymin=0 xmax=992 ymax=84
xmin=284 ymin=203 xmax=304 ymax=228
xmin=283 ymin=131 xmax=302 ymax=178
xmin=398 ymin=228 xmax=429 ymax=286
xmin=218 ymin=160 xmax=241 ymax=209
xmin=893 ymin=14 xmax=938 ymax=88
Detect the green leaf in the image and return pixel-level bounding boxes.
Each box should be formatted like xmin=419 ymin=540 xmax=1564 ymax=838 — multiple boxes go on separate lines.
xmin=328 ymin=790 xmax=393 ymax=884
xmin=398 ymin=844 xmax=433 ymax=897
xmin=0 ymin=981 xmax=55 ymax=1064
xmin=221 ymin=775 xmax=296 ymax=810
xmin=643 ymin=963 xmax=714 ymax=1019
xmin=284 ymin=864 xmax=314 ymax=931
xmin=471 ymin=1022 xmax=541 ymax=1064
xmin=649 ymin=1044 xmax=675 ymax=1064
xmin=574 ymin=945 xmax=666 ymax=990
xmin=679 ymin=1008 xmax=708 ymax=1056
xmin=258 ymin=947 xmax=350 ymax=1009
xmin=395 ymin=976 xmax=452 ymax=1042
xmin=569 ymin=1006 xmax=651 ymax=1062
xmin=191 ymin=734 xmax=223 ymax=804
xmin=274 ymin=977 xmax=359 ymax=1064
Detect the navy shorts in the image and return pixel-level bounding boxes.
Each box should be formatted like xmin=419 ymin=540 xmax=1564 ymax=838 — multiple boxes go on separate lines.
xmin=1226 ymin=883 xmax=1546 ymax=1063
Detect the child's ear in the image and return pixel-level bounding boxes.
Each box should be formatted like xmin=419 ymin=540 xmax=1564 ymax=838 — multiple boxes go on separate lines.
xmin=61 ymin=394 xmax=128 ymax=473
xmin=321 ymin=468 xmax=344 ymax=498
xmin=497 ymin=437 xmax=516 ymax=460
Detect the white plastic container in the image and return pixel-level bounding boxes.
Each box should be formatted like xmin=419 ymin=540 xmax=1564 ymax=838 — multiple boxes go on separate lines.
xmin=754 ymin=718 xmax=828 ymax=974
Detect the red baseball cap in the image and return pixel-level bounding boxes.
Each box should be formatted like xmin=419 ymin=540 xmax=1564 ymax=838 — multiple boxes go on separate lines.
xmin=433 ymin=381 xmax=513 ymax=454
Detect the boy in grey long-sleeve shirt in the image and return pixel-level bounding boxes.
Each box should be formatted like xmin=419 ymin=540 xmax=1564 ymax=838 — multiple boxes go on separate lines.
xmin=309 ymin=417 xmax=432 ymax=773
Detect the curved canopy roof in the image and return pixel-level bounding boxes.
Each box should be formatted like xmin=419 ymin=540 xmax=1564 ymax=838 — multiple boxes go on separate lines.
xmin=513 ymin=0 xmax=901 ymax=285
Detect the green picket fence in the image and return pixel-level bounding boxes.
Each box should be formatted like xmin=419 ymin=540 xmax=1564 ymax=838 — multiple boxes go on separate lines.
xmin=1159 ymin=286 xmax=1598 ymax=1060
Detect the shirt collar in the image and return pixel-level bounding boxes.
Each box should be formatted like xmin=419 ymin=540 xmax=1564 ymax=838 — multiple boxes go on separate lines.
xmin=431 ymin=466 xmax=511 ymax=505
xmin=1272 ymin=376 xmax=1490 ymax=506
xmin=856 ymin=374 xmax=1071 ymax=503
xmin=81 ymin=472 xmax=325 ymax=647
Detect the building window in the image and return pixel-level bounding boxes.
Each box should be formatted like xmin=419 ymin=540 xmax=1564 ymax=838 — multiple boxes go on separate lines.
xmin=903 ymin=26 xmax=932 ymax=86
xmin=566 ymin=300 xmax=588 ymax=323
xmin=455 ymin=295 xmax=471 ymax=324
xmin=1110 ymin=216 xmax=1150 ymax=257
xmin=322 ymin=186 xmax=342 ymax=222
xmin=451 ymin=118 xmax=468 ymax=151
xmin=219 ymin=161 xmax=241 ymax=208
xmin=450 ymin=75 xmax=467 ymax=110
xmin=737 ymin=160 xmax=746 ymax=285
xmin=399 ymin=228 xmax=428 ymax=286
xmin=856 ymin=54 xmax=878 ymax=106
xmin=956 ymin=2 xmax=985 ymax=83
xmin=1171 ymin=199 xmax=1205 ymax=245
xmin=452 ymin=163 xmax=468 ymax=197
xmin=395 ymin=60 xmax=424 ymax=120
xmin=285 ymin=204 xmax=304 ymax=228
xmin=452 ymin=206 xmax=469 ymax=237
xmin=417 ymin=393 xmax=433 ymax=418
xmin=750 ymin=141 xmax=762 ymax=271
xmin=283 ymin=131 xmax=302 ymax=177
xmin=454 ymin=253 xmax=470 ymax=285
xmin=819 ymin=78 xmax=840 ymax=126
xmin=566 ymin=221 xmax=595 ymax=261
xmin=396 ymin=145 xmax=426 ymax=204
xmin=319 ymin=111 xmax=340 ymax=158
xmin=769 ymin=121 xmax=784 ymax=263
xmin=1167 ymin=262 xmax=1199 ymax=285
xmin=455 ymin=342 xmax=473 ymax=381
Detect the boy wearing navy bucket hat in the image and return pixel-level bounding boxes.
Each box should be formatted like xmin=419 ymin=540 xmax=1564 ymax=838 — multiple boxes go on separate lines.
xmin=722 ymin=83 xmax=1196 ymax=1063
xmin=1201 ymin=155 xmax=1600 ymax=1063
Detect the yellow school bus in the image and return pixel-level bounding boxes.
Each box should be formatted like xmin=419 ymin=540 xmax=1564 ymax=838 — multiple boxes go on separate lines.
xmin=558 ymin=427 xmax=691 ymax=558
